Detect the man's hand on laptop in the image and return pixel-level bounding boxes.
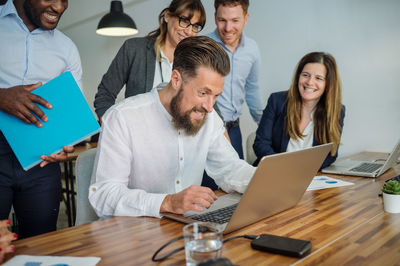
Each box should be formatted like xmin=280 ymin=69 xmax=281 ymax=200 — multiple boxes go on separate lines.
xmin=160 ymin=185 xmax=218 ymax=214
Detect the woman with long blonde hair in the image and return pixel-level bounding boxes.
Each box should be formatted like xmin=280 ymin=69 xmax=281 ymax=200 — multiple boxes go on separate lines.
xmin=253 ymin=52 xmax=345 ymax=168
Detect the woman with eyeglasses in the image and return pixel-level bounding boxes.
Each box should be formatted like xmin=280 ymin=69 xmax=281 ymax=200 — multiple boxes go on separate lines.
xmin=253 ymin=52 xmax=345 ymax=168
xmin=94 ymin=0 xmax=206 ymax=120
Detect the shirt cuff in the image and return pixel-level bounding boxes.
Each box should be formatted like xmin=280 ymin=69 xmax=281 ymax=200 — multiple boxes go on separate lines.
xmin=148 ymin=193 xmax=168 ymax=218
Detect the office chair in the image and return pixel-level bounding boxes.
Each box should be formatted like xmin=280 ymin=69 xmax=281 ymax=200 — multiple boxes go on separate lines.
xmin=245 ymin=131 xmax=257 ymax=165
xmin=75 ymin=148 xmax=99 ymax=225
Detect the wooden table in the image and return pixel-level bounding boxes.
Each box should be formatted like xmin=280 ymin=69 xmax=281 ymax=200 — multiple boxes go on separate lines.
xmin=7 ymin=152 xmax=400 ymax=265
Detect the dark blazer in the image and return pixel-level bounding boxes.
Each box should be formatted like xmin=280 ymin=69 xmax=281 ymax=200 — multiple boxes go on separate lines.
xmin=94 ymin=37 xmax=157 ymax=118
xmin=253 ymin=91 xmax=345 ymax=169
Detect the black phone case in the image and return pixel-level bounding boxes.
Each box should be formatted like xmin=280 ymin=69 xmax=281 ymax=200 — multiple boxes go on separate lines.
xmin=251 ymin=234 xmax=312 ymax=257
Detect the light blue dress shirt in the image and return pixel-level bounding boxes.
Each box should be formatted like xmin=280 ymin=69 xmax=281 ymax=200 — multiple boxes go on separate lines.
xmin=0 ymin=0 xmax=82 ymax=90
xmin=207 ymin=30 xmax=263 ymax=124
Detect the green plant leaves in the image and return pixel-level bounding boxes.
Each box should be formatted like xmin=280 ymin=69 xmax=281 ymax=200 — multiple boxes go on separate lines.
xmin=382 ymin=180 xmax=400 ymax=195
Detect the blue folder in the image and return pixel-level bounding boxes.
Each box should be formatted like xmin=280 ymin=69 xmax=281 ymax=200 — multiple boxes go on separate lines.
xmin=0 ymin=72 xmax=100 ymax=170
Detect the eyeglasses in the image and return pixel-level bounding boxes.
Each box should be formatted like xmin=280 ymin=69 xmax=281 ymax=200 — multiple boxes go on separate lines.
xmin=177 ymin=16 xmax=203 ymax=33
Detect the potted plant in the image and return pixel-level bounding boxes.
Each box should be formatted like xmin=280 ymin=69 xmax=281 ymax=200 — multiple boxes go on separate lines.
xmin=382 ymin=180 xmax=400 ymax=213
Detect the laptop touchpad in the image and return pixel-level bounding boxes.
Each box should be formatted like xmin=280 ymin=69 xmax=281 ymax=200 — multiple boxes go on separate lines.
xmin=184 ymin=193 xmax=241 ymax=217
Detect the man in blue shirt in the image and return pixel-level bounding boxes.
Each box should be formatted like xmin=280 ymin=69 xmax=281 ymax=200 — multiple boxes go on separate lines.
xmin=207 ymin=0 xmax=263 ymax=159
xmin=203 ymin=0 xmax=263 ymax=189
xmin=0 ymin=0 xmax=82 ymax=238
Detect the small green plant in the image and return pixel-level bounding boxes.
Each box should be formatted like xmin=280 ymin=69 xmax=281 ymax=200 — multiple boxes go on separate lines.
xmin=382 ymin=180 xmax=400 ymax=195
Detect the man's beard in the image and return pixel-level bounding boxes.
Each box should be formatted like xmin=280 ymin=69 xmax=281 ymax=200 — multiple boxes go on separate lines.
xmin=23 ymin=0 xmax=62 ymax=30
xmin=170 ymin=88 xmax=207 ymax=136
xmin=24 ymin=0 xmax=43 ymax=29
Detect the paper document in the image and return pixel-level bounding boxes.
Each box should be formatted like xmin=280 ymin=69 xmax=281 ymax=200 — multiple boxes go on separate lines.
xmin=3 ymin=255 xmax=101 ymax=266
xmin=0 ymin=72 xmax=100 ymax=170
xmin=307 ymin=176 xmax=354 ymax=191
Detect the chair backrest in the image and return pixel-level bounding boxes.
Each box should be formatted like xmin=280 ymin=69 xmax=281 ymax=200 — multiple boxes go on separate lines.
xmin=75 ymin=148 xmax=98 ymax=225
xmin=246 ymin=131 xmax=257 ymax=165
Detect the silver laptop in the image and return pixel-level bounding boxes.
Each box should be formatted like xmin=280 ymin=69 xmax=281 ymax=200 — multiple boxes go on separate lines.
xmin=322 ymin=140 xmax=400 ymax=178
xmin=162 ymin=143 xmax=332 ymax=234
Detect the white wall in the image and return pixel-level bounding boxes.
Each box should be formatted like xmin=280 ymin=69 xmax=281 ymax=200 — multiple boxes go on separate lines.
xmin=60 ymin=0 xmax=400 ymax=158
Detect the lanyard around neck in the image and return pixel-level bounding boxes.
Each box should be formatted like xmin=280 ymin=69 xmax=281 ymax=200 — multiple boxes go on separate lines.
xmin=159 ymin=60 xmax=164 ymax=83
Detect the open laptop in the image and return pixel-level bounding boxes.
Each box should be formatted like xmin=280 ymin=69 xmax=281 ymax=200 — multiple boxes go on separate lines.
xmin=322 ymin=140 xmax=400 ymax=178
xmin=162 ymin=143 xmax=332 ymax=234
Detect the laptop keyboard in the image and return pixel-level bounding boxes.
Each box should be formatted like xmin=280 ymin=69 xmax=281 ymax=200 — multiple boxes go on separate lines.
xmin=190 ymin=203 xmax=238 ymax=224
xmin=349 ymin=163 xmax=382 ymax=173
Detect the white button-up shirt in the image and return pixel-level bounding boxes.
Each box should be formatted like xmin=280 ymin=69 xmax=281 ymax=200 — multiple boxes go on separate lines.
xmin=89 ymin=88 xmax=255 ymax=218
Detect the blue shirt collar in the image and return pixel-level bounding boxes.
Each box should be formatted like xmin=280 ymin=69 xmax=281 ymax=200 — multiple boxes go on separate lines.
xmin=0 ymin=0 xmax=18 ymax=18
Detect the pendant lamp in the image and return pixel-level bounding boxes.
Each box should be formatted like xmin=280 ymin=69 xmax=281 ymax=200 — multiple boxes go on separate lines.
xmin=96 ymin=1 xmax=138 ymax=37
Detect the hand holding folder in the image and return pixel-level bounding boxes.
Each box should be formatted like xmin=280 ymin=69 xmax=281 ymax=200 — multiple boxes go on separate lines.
xmin=0 ymin=78 xmax=78 ymax=167
xmin=0 ymin=72 xmax=100 ymax=170
xmin=0 ymin=82 xmax=52 ymax=127
xmin=40 ymin=145 xmax=75 ymax=167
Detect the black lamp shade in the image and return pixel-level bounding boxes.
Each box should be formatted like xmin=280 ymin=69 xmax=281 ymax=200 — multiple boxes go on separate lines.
xmin=96 ymin=1 xmax=138 ymax=37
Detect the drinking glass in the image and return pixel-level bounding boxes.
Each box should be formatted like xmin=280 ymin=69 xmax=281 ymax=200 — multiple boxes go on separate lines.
xmin=183 ymin=222 xmax=223 ymax=266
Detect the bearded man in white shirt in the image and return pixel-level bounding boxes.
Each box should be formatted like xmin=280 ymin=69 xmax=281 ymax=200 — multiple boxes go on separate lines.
xmin=89 ymin=36 xmax=255 ymax=218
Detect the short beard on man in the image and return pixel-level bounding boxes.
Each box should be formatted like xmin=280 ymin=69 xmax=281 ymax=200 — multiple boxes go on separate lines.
xmin=23 ymin=0 xmax=43 ymax=29
xmin=23 ymin=0 xmax=63 ymax=30
xmin=170 ymin=87 xmax=207 ymax=136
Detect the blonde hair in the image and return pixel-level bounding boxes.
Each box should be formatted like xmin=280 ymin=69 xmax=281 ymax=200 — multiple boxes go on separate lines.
xmin=146 ymin=0 xmax=206 ymax=62
xmin=286 ymin=52 xmax=343 ymax=155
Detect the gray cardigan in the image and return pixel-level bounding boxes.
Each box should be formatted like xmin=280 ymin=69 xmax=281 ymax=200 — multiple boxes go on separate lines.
xmin=94 ymin=37 xmax=156 ymax=118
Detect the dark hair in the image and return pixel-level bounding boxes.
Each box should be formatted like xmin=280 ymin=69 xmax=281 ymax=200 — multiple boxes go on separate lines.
xmin=147 ymin=0 xmax=206 ymax=61
xmin=173 ymin=36 xmax=230 ymax=79
xmin=214 ymin=0 xmax=249 ymax=13
xmin=287 ymin=52 xmax=343 ymax=155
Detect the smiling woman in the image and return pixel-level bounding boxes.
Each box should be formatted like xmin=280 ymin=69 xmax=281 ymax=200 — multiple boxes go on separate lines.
xmin=253 ymin=52 xmax=345 ymax=169
xmin=93 ymin=0 xmax=206 ymax=121
xmin=297 ymin=63 xmax=327 ymax=106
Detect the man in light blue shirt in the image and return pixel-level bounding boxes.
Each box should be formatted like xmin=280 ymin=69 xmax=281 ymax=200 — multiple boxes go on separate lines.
xmin=0 ymin=0 xmax=82 ymax=238
xmin=204 ymin=0 xmax=263 ymax=189
xmin=207 ymin=0 xmax=263 ymax=159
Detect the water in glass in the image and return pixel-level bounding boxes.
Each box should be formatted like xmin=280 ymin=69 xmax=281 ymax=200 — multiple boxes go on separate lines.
xmin=185 ymin=238 xmax=222 ymax=266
